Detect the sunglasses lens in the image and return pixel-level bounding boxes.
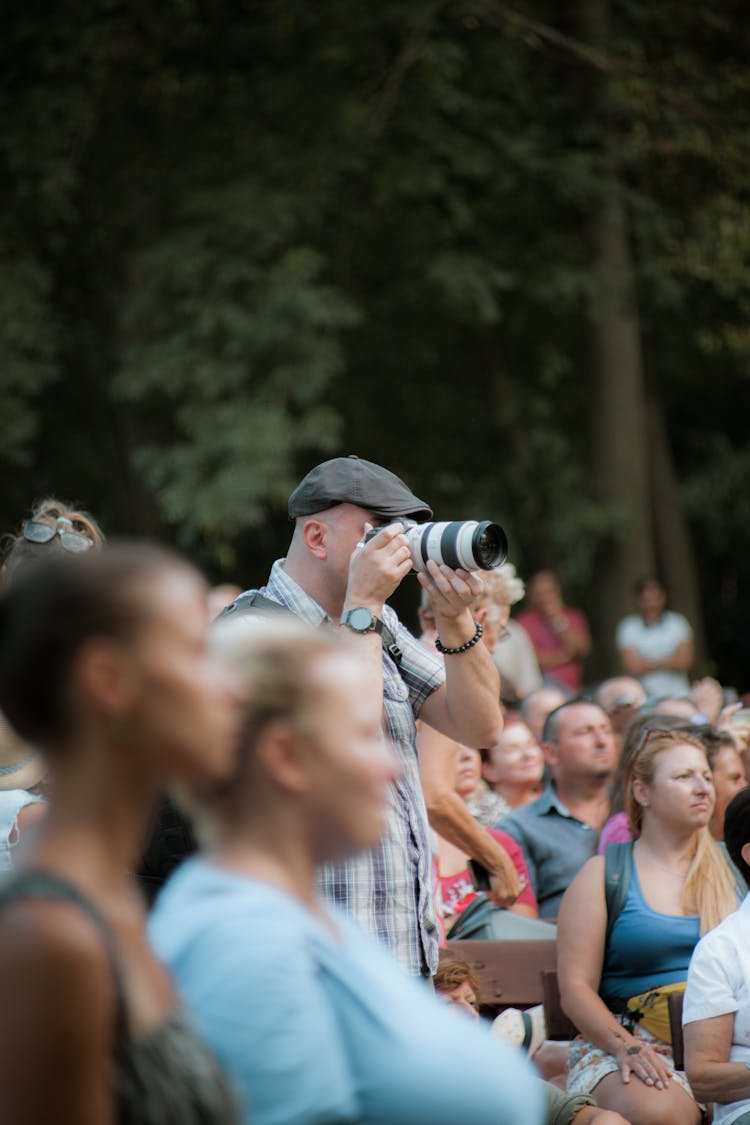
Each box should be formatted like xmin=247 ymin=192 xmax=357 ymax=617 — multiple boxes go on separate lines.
xmin=60 ymin=532 xmax=94 ymax=554
xmin=22 ymin=521 xmax=94 ymax=553
xmin=23 ymin=521 xmax=56 ymax=544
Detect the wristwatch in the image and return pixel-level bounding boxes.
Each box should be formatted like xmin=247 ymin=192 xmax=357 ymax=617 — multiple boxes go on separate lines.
xmin=340 ymin=608 xmax=384 ymax=636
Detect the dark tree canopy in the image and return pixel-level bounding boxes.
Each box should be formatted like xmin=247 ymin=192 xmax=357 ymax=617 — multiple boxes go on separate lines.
xmin=2 ymin=1 xmax=749 ymax=686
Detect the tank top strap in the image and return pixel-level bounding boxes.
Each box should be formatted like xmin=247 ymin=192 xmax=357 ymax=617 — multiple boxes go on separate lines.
xmin=0 ymin=872 xmax=239 ymax=1125
xmin=0 ymin=870 xmax=129 ymax=1049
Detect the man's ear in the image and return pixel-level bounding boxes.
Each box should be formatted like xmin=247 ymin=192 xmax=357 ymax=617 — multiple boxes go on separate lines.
xmin=741 ymin=842 xmax=750 ymax=872
xmin=542 ymin=740 xmax=558 ymax=770
xmin=473 ymin=606 xmax=488 ymax=627
xmin=301 ymin=519 xmax=328 ymax=561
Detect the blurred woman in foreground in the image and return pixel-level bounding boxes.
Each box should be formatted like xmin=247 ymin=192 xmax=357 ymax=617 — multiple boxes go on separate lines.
xmin=0 ymin=546 xmax=241 ymax=1125
xmin=150 ymin=619 xmax=544 ymax=1125
xmin=558 ymin=729 xmax=738 ymax=1124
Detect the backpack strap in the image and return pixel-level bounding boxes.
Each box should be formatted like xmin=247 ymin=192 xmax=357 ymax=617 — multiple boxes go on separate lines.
xmin=219 ymin=591 xmax=404 ymax=666
xmin=218 ymin=591 xmax=292 ymax=620
xmin=604 ymin=841 xmax=633 ymax=947
xmin=379 ymin=621 xmax=404 ymax=666
xmin=444 ymin=893 xmax=493 ymax=940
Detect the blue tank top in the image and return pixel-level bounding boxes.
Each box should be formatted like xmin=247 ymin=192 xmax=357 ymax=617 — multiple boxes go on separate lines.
xmin=599 ymin=855 xmax=700 ymax=1006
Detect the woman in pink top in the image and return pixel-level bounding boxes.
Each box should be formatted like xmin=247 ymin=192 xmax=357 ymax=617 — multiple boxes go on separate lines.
xmin=437 ymin=745 xmax=538 ymax=924
xmin=516 ymin=570 xmax=590 ymax=694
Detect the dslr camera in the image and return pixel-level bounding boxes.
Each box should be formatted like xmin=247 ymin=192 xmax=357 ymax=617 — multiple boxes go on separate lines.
xmin=364 ymin=519 xmax=507 ymax=573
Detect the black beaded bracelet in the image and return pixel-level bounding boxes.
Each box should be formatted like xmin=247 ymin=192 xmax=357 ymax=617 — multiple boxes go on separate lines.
xmin=434 ymin=621 xmax=483 ymax=655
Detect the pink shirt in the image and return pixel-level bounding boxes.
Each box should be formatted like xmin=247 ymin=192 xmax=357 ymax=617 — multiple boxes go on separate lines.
xmin=597 ymin=811 xmax=633 ymax=855
xmin=437 ymin=829 xmax=537 ymax=928
xmin=516 ymin=607 xmax=589 ymax=693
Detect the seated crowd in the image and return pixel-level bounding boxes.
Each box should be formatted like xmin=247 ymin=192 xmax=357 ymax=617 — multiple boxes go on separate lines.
xmin=0 ymin=467 xmax=747 ymax=1125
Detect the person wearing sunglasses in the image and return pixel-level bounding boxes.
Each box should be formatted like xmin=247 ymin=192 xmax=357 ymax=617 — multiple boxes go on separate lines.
xmin=558 ymin=728 xmax=739 ymax=1124
xmin=0 ymin=499 xmax=105 ymax=870
xmin=1 ymin=498 xmax=103 ymax=587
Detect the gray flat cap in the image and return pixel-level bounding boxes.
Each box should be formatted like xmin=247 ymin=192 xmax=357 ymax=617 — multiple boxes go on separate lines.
xmin=288 ymin=455 xmax=432 ymax=522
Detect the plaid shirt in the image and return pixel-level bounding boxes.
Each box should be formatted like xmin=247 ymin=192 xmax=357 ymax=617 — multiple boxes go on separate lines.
xmin=254 ymin=559 xmax=445 ymax=975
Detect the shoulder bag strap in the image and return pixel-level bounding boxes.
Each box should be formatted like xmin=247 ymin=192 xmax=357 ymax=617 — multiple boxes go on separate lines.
xmin=604 ymin=841 xmax=633 ymax=947
xmin=220 ymin=591 xmax=405 ymax=666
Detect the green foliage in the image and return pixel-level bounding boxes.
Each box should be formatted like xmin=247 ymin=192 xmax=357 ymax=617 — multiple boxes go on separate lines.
xmin=1 ymin=0 xmax=749 ymax=679
xmin=114 ymin=183 xmax=358 ymax=550
xmin=0 ymin=253 xmax=59 ymax=466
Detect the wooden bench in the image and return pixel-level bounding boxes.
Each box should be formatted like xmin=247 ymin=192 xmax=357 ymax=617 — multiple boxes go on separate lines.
xmin=668 ymin=990 xmax=685 ymax=1071
xmin=444 ymin=939 xmax=557 ymax=1013
xmin=540 ymin=969 xmax=579 ymax=1039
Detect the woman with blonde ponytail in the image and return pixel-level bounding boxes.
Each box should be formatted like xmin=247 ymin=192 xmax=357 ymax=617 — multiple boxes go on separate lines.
xmin=624 ymin=730 xmax=738 ymax=933
xmin=557 ymin=728 xmax=739 ymax=1125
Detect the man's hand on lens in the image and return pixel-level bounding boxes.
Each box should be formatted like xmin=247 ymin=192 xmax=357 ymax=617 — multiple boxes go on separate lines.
xmin=344 ymin=523 xmax=413 ymax=613
xmin=417 ymin=560 xmax=483 ymax=622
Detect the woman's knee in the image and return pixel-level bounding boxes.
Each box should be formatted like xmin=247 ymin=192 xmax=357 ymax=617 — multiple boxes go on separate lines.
xmin=592 ymin=1074 xmax=700 ymax=1125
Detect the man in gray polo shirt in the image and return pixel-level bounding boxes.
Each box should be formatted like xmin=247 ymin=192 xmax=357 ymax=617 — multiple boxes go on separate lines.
xmin=496 ymin=700 xmax=616 ymax=919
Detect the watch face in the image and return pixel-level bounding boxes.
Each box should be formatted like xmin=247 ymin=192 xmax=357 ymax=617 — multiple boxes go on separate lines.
xmin=347 ymin=608 xmax=374 ymax=632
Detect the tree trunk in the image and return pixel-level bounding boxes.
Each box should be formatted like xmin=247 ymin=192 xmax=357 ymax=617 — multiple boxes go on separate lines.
xmin=579 ymin=0 xmax=655 ymax=676
xmin=587 ymin=187 xmax=654 ymax=674
xmin=647 ymin=394 xmax=707 ymax=671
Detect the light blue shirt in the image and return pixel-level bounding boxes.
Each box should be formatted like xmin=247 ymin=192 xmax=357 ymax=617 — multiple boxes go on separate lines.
xmin=149 ymin=859 xmax=544 ymax=1125
xmin=247 ymin=560 xmax=445 ymax=976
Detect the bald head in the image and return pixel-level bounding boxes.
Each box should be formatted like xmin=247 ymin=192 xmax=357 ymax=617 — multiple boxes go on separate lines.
xmin=595 ymin=677 xmax=645 ymax=714
xmin=594 ymin=677 xmax=646 ymax=735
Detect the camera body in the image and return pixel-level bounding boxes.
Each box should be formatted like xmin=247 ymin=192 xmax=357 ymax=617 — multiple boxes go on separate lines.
xmin=364 ymin=519 xmax=508 ymax=573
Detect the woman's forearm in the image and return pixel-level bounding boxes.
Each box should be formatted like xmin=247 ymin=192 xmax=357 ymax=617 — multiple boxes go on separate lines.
xmin=687 ymin=1059 xmax=750 ymax=1105
xmin=560 ymin=983 xmax=635 ymax=1057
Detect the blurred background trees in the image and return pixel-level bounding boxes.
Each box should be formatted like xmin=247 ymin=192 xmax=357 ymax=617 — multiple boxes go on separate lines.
xmin=1 ymin=0 xmax=748 ymax=686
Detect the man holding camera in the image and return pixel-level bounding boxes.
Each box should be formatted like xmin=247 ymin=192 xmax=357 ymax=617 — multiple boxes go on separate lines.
xmin=222 ymin=455 xmax=506 ymax=976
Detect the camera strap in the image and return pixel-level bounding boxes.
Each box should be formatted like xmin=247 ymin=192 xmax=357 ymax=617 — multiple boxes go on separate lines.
xmin=218 ymin=591 xmax=404 ymax=666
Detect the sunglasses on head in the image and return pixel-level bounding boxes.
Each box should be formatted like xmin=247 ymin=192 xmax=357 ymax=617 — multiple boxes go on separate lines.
xmin=635 ymin=721 xmax=705 ymax=753
xmin=22 ymin=519 xmax=94 ymax=554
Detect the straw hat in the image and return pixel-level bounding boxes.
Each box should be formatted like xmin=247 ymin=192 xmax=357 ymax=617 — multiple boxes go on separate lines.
xmin=0 ymin=712 xmax=46 ymax=791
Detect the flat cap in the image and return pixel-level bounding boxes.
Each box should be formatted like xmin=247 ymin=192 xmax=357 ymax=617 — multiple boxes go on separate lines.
xmin=288 ymin=455 xmax=432 ymax=522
